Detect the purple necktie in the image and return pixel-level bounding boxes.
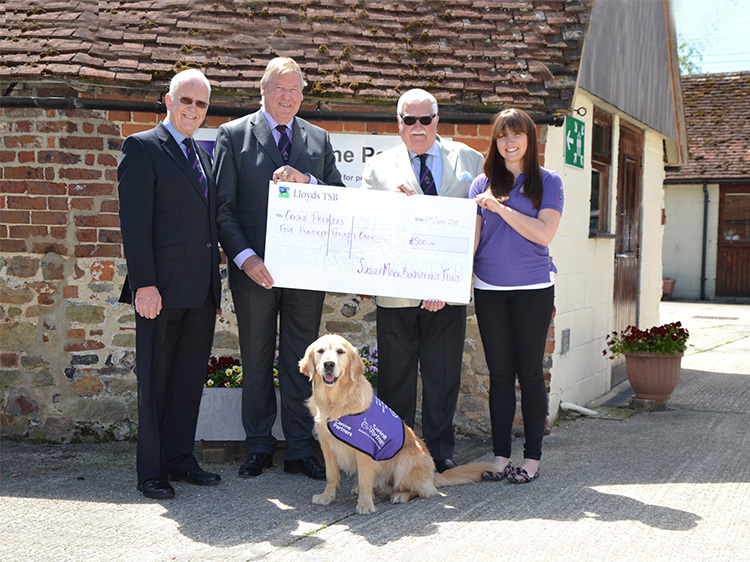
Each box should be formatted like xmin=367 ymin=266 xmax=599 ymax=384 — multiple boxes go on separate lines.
xmin=276 ymin=124 xmax=291 ymax=164
xmin=418 ymin=154 xmax=436 ymax=196
xmin=182 ymin=138 xmax=207 ymax=199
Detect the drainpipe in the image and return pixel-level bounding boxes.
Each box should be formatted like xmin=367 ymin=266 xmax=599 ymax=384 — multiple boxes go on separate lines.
xmin=0 ymin=95 xmax=566 ymax=126
xmin=701 ymin=182 xmax=709 ymax=301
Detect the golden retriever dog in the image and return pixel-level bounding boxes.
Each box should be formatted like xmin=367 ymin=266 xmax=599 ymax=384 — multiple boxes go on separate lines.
xmin=299 ymin=334 xmax=498 ymax=515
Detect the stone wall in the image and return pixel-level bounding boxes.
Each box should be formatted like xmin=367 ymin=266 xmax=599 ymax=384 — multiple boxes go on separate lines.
xmin=1 ymin=83 xmax=552 ymax=442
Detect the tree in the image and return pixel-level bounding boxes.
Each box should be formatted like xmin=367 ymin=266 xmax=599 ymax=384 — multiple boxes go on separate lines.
xmin=677 ymin=34 xmax=703 ymax=74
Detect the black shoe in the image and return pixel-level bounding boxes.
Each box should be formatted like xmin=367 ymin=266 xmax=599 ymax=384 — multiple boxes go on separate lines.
xmin=434 ymin=458 xmax=457 ymax=473
xmin=169 ymin=466 xmax=221 ymax=486
xmin=239 ymin=452 xmax=273 ymax=478
xmin=284 ymin=456 xmax=326 ymax=480
xmin=137 ymin=477 xmax=175 ymax=499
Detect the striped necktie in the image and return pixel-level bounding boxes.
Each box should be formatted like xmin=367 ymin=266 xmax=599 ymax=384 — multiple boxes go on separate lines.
xmin=417 ymin=154 xmax=437 ymax=196
xmin=276 ymin=124 xmax=291 ymax=164
xmin=182 ymin=138 xmax=207 ymax=198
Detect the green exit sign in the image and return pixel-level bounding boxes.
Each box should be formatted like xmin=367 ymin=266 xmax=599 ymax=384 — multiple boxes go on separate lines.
xmin=565 ymin=115 xmax=585 ymax=169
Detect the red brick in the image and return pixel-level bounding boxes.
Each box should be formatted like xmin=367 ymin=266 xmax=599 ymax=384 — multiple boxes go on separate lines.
xmin=85 ymin=153 xmax=95 ymax=166
xmin=62 ymin=285 xmax=79 ymax=298
xmin=122 ymin=123 xmax=153 ymax=137
xmin=0 ymin=151 xmax=15 ymax=163
xmin=32 ymin=211 xmax=68 ymax=225
xmin=48 ymin=227 xmax=67 ymax=240
xmin=132 ymin=112 xmax=158 ymax=124
xmin=0 ymin=181 xmax=27 ymax=194
xmin=66 ymin=329 xmax=86 ymax=339
xmin=26 ymin=182 xmax=67 ymax=195
xmin=104 ymin=169 xmax=118 ymax=182
xmin=91 ymin=260 xmax=115 ymax=282
xmin=59 ymin=137 xmax=103 ymax=150
xmin=97 ymin=154 xmax=118 ymax=167
xmin=17 ymin=151 xmax=35 ymax=163
xmin=0 ymin=353 xmax=19 ymax=368
xmin=0 ymin=240 xmax=27 ymax=252
xmin=9 ymin=225 xmax=48 ymax=238
xmin=14 ymin=121 xmax=33 ymax=133
xmin=98 ymin=229 xmax=122 ymax=244
xmin=108 ymin=110 xmax=131 ymax=122
xmin=98 ymin=124 xmax=120 ymax=137
xmin=37 ymin=121 xmax=78 ymax=133
xmin=31 ymin=242 xmax=68 ymax=255
xmin=83 ymin=123 xmax=95 ymax=134
xmin=7 ymin=196 xmax=46 ymax=210
xmin=68 ymin=183 xmax=115 ymax=197
xmin=60 ymin=168 xmax=103 ymax=181
xmin=70 ymin=197 xmax=94 ymax=210
xmin=4 ymin=135 xmax=44 ymax=149
xmin=73 ymin=214 xmax=120 ymax=228
xmin=48 ymin=197 xmax=69 ymax=210
xmin=76 ymin=229 xmax=97 ymax=243
xmin=74 ymin=244 xmax=121 ymax=258
xmin=5 ymin=166 xmax=47 ymax=180
xmin=100 ymin=199 xmax=119 ymax=213
xmin=38 ymin=151 xmax=81 ymax=164
xmin=0 ymin=210 xmax=30 ymax=223
xmin=64 ymin=340 xmax=106 ymax=352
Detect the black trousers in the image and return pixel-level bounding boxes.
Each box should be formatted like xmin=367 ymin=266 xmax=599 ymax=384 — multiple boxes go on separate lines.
xmin=474 ymin=286 xmax=554 ymax=461
xmin=376 ymin=304 xmax=466 ymax=461
xmin=231 ymin=283 xmax=324 ymax=461
xmin=134 ymin=293 xmax=216 ymax=483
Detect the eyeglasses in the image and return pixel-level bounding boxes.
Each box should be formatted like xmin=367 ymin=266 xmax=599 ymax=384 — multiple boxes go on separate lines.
xmin=400 ymin=114 xmax=435 ymax=126
xmin=178 ymin=96 xmax=208 ymax=109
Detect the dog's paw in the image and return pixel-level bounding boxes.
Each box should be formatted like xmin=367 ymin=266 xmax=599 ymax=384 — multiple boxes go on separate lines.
xmin=312 ymin=492 xmax=335 ymax=505
xmin=356 ymin=499 xmax=376 ymax=515
xmin=390 ymin=491 xmax=415 ymax=504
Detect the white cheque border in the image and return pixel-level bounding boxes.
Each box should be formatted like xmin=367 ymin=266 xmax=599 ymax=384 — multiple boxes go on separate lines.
xmin=263 ymin=181 xmax=476 ymax=303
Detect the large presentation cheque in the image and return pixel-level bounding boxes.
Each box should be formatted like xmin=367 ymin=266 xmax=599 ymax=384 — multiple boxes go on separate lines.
xmin=264 ymin=181 xmax=477 ymax=303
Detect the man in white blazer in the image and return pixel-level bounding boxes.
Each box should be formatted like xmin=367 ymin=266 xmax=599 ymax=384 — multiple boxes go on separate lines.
xmin=360 ymin=88 xmax=484 ymax=473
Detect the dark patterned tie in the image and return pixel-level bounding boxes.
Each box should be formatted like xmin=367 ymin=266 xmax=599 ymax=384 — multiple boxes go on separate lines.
xmin=276 ymin=124 xmax=291 ymax=164
xmin=417 ymin=154 xmax=437 ymax=196
xmin=182 ymin=138 xmax=207 ymax=198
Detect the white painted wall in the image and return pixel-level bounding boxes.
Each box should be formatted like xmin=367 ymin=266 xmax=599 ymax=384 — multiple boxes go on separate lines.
xmin=663 ymin=183 xmax=719 ymax=299
xmin=546 ymin=91 xmax=672 ymax=417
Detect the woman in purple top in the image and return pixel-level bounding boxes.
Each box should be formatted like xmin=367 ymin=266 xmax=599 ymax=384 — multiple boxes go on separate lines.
xmin=470 ymin=108 xmax=564 ymax=484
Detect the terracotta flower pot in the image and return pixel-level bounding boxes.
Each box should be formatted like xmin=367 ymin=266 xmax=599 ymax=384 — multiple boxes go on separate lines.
xmin=624 ymin=352 xmax=683 ymax=401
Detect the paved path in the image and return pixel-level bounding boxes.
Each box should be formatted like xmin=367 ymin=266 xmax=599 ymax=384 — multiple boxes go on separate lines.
xmin=1 ymin=301 xmax=749 ymax=562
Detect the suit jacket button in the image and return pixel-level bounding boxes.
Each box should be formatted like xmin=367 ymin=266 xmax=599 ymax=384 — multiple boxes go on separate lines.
xmin=206 ymin=242 xmax=212 ymax=248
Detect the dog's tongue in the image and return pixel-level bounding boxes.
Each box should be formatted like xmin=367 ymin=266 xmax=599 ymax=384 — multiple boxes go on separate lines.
xmin=324 ymin=372 xmax=335 ymax=383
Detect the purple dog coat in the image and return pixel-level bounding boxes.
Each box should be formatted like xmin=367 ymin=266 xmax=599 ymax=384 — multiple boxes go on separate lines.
xmin=327 ymin=395 xmax=405 ymax=461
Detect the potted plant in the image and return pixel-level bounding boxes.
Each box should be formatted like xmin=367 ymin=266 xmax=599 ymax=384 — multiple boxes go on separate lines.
xmin=604 ymin=322 xmax=689 ymax=403
xmin=196 ymin=347 xmax=378 ymax=441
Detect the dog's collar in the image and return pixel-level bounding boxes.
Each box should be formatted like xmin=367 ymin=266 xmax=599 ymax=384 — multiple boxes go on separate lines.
xmin=327 ymin=396 xmax=405 ymax=461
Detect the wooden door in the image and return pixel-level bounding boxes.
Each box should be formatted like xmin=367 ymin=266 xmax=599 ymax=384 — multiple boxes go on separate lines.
xmin=717 ymin=185 xmax=750 ymax=297
xmin=612 ymin=123 xmax=643 ymax=385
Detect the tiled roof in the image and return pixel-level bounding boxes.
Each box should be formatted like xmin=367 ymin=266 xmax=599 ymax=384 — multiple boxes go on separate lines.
xmin=666 ymin=72 xmax=750 ymax=182
xmin=0 ymin=0 xmax=592 ymax=114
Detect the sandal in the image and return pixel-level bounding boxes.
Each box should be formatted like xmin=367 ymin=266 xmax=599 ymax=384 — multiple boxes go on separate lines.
xmin=507 ymin=466 xmax=540 ymax=484
xmin=481 ymin=460 xmax=514 ymax=482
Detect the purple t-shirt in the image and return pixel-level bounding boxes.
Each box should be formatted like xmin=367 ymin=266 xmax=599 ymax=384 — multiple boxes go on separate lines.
xmin=470 ymin=167 xmax=564 ymax=287
xmin=327 ymin=395 xmax=405 ymax=461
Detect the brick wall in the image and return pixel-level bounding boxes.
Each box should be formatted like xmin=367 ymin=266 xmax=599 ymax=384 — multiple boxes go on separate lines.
xmin=1 ymin=84 xmax=552 ymax=442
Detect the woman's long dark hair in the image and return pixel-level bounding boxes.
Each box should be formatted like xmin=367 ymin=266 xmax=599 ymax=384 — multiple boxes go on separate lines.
xmin=483 ymin=108 xmax=543 ymax=209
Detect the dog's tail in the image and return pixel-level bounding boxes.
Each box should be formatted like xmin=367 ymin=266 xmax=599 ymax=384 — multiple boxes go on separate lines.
xmin=433 ymin=461 xmax=499 ymax=487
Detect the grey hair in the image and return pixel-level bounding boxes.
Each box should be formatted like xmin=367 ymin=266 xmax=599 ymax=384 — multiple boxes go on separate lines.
xmin=168 ymin=68 xmax=211 ymax=100
xmin=261 ymin=57 xmax=308 ymax=89
xmin=396 ymin=88 xmax=438 ymax=116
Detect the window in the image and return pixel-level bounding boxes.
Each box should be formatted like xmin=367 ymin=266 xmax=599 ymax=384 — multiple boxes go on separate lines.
xmin=590 ymin=109 xmax=612 ymax=234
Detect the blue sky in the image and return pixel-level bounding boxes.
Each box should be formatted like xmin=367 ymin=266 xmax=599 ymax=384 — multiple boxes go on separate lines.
xmin=673 ymin=0 xmax=750 ymax=73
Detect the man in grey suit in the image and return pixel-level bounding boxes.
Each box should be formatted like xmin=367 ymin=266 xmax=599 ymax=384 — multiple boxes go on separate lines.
xmin=118 ymin=68 xmax=222 ymax=499
xmin=361 ymin=88 xmax=484 ymax=473
xmin=214 ymin=57 xmax=343 ymax=479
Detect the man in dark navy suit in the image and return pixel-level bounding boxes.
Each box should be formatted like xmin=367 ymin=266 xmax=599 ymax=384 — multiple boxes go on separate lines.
xmin=118 ymin=68 xmax=222 ymax=499
xmin=214 ymin=57 xmax=343 ymax=479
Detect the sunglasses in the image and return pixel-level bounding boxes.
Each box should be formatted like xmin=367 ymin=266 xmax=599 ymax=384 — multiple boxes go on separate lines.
xmin=178 ymin=96 xmax=208 ymax=109
xmin=400 ymin=114 xmax=435 ymax=126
